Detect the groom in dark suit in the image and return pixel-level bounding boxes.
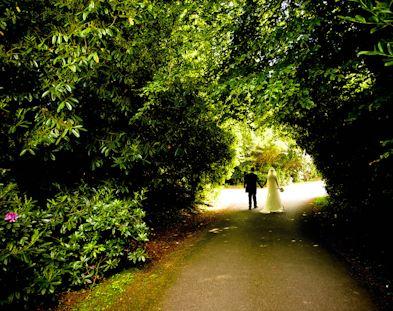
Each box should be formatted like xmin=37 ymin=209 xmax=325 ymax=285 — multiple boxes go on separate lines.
xmin=244 ymin=168 xmax=264 ymax=210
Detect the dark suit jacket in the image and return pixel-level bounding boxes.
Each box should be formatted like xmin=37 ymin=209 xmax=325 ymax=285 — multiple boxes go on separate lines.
xmin=244 ymin=173 xmax=258 ymax=193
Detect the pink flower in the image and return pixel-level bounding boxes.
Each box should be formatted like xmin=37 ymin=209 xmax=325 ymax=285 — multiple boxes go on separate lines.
xmin=4 ymin=212 xmax=19 ymax=223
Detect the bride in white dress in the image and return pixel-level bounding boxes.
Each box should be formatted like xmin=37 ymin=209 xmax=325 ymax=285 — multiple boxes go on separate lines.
xmin=261 ymin=168 xmax=284 ymax=213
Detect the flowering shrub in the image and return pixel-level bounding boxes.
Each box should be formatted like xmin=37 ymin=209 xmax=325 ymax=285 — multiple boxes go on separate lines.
xmin=0 ymin=182 xmax=148 ymax=308
xmin=4 ymin=212 xmax=19 ymax=223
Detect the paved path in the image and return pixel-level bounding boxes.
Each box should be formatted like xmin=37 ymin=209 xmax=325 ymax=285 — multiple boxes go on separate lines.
xmin=163 ymin=182 xmax=376 ymax=311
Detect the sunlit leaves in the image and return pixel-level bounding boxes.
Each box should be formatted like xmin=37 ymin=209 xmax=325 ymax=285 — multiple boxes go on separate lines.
xmin=346 ymin=0 xmax=393 ymax=66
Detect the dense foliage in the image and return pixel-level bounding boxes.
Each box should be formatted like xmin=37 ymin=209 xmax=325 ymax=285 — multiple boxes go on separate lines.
xmin=0 ymin=171 xmax=147 ymax=307
xmin=0 ymin=0 xmax=233 ymax=211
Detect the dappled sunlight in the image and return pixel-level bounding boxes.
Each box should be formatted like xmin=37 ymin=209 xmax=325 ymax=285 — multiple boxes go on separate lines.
xmin=213 ymin=181 xmax=327 ymax=211
xmin=208 ymin=226 xmax=238 ymax=234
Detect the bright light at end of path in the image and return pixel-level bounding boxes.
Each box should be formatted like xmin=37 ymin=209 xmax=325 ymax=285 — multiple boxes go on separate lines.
xmin=212 ymin=181 xmax=327 ymax=211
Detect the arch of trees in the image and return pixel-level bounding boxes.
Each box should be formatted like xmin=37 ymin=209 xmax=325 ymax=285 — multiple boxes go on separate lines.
xmin=1 ymin=0 xmax=392 ymax=307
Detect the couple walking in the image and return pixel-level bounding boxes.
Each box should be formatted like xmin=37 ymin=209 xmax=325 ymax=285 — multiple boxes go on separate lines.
xmin=244 ymin=168 xmax=284 ymax=213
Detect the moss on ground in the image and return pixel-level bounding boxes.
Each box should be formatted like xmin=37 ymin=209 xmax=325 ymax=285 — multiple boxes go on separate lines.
xmin=73 ymin=269 xmax=138 ymax=311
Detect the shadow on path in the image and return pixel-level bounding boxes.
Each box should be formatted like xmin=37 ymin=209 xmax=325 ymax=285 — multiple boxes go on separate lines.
xmin=163 ymin=182 xmax=376 ymax=311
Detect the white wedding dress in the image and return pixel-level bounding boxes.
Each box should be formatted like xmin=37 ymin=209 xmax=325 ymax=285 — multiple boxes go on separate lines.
xmin=261 ymin=169 xmax=284 ymax=213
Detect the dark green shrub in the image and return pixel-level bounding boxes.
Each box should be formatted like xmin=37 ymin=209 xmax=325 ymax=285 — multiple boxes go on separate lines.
xmin=0 ymin=180 xmax=148 ymax=307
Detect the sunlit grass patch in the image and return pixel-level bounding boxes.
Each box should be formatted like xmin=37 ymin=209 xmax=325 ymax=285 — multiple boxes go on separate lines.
xmin=74 ymin=269 xmax=138 ymax=311
xmin=313 ymin=196 xmax=330 ymax=209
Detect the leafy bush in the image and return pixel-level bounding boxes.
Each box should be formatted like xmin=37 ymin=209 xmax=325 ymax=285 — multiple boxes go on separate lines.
xmin=0 ymin=179 xmax=148 ymax=308
xmin=133 ymin=93 xmax=235 ymax=226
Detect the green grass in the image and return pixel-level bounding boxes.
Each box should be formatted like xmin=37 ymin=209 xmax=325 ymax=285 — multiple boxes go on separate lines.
xmin=74 ymin=268 xmax=139 ymax=311
xmin=313 ymin=196 xmax=329 ymax=208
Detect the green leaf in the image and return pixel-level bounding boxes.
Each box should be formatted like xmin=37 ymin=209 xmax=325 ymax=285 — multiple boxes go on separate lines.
xmin=355 ymin=15 xmax=367 ymax=23
xmin=57 ymin=102 xmax=65 ymax=112
xmin=72 ymin=129 xmax=80 ymax=138
xmin=358 ymin=50 xmax=383 ymax=56
xmin=42 ymin=90 xmax=51 ymax=98
xmin=378 ymin=42 xmax=384 ymax=52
